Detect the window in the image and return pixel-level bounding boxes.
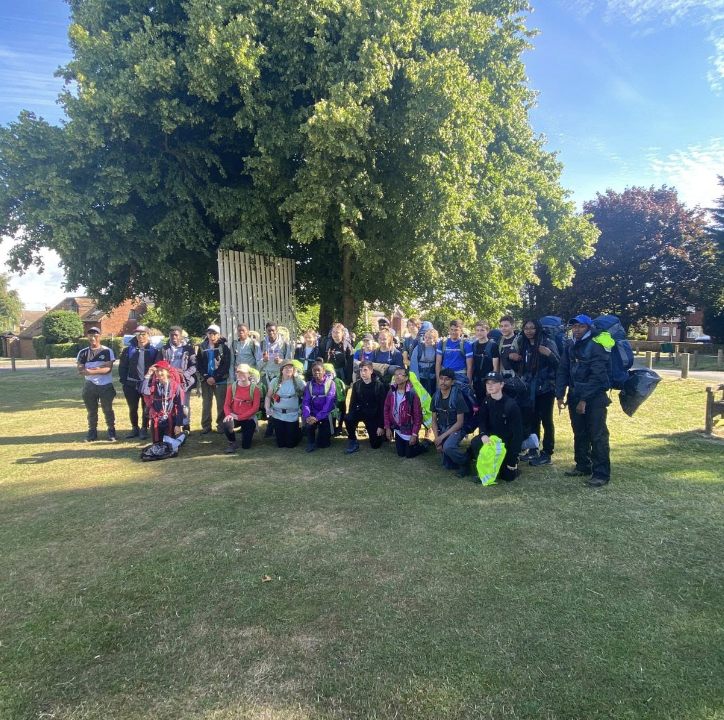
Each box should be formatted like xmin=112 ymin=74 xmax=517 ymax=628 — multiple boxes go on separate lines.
xmin=128 ymin=310 xmax=136 ymax=320
xmin=654 ymin=327 xmax=659 ymax=336
xmin=661 ymin=327 xmax=670 ymax=337
xmin=687 ymin=328 xmax=697 ymax=339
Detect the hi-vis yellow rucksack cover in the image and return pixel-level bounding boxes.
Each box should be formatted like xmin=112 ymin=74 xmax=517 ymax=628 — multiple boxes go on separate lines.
xmin=476 ymin=435 xmax=506 ymax=486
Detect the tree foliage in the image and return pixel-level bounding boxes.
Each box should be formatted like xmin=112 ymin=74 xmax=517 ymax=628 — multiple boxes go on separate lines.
xmin=0 ymin=0 xmax=596 ymax=326
xmin=702 ymin=175 xmax=724 ymax=342
xmin=0 ymin=274 xmax=23 ymax=333
xmin=41 ymin=310 xmax=84 ymax=344
xmin=525 ymin=187 xmax=720 ymax=330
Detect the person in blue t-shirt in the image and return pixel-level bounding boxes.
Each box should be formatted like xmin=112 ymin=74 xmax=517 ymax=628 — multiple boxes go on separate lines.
xmin=435 ymin=319 xmax=473 ymax=385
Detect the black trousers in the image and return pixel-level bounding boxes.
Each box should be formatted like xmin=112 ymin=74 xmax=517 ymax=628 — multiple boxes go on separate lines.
xmin=344 ymin=410 xmax=384 ymax=449
xmin=82 ymin=381 xmax=116 ymax=431
xmin=569 ymin=394 xmax=610 ymax=479
xmin=306 ymin=416 xmax=333 ymax=448
xmin=531 ymin=390 xmax=555 ymax=455
xmin=223 ymin=419 xmax=256 ymax=449
xmin=394 ymin=433 xmax=425 ymax=458
xmin=273 ymin=418 xmax=301 ymax=448
xmin=123 ymin=383 xmax=148 ymax=429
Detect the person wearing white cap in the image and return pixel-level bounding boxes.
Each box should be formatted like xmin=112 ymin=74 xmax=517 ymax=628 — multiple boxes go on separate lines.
xmin=198 ymin=324 xmax=231 ymax=435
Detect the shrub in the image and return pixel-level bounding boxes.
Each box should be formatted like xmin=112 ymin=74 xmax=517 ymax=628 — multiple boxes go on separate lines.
xmin=41 ymin=311 xmax=84 ymax=344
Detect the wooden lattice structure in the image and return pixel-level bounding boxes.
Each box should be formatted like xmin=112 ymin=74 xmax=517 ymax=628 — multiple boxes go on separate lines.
xmin=217 ymin=250 xmax=297 ymax=341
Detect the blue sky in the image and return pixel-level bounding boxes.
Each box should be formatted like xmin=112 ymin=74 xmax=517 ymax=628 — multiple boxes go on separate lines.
xmin=1 ymin=0 xmax=723 ymax=309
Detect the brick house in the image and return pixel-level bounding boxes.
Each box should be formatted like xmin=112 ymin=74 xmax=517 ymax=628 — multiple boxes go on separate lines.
xmin=647 ymin=309 xmax=705 ymax=343
xmin=17 ymin=297 xmax=148 ymax=358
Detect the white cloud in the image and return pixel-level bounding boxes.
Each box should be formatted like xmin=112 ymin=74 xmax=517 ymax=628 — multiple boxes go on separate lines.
xmin=647 ymin=138 xmax=724 ymax=207
xmin=0 ymin=239 xmax=81 ymax=311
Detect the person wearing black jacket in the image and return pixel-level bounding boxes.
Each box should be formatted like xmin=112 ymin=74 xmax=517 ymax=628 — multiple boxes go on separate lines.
xmin=344 ymin=361 xmax=387 ymax=453
xmin=469 ymin=372 xmax=523 ymax=483
xmin=555 ymin=314 xmax=612 ymax=487
xmin=162 ymin=326 xmax=197 ymax=434
xmin=119 ymin=325 xmax=160 ymax=439
xmin=197 ymin=324 xmax=231 ymax=435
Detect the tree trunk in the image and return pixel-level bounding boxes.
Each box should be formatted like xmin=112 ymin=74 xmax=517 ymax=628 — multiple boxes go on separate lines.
xmin=341 ymin=243 xmax=359 ymax=330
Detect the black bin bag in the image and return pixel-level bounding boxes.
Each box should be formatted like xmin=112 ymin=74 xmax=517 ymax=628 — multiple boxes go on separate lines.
xmin=619 ymin=368 xmax=661 ymax=417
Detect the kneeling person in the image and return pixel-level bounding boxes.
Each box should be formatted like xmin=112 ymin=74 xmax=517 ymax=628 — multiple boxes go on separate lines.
xmin=141 ymin=361 xmax=185 ymax=444
xmin=344 ymin=360 xmax=386 ymax=453
xmin=266 ymin=359 xmax=304 ymax=448
xmin=470 ymin=372 xmax=523 ymax=483
xmin=223 ymin=364 xmax=261 ymax=453
xmin=384 ymin=367 xmax=426 ymax=458
xmin=431 ymin=368 xmax=470 ymax=474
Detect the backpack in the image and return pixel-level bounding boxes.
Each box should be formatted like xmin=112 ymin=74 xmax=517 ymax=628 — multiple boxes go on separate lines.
xmin=268 ymin=375 xmax=305 ymax=399
xmin=434 ymin=382 xmax=477 ymax=435
xmin=475 ymin=435 xmax=506 ymax=486
xmin=141 ymin=441 xmax=177 ymax=462
xmin=408 ymin=371 xmax=432 ymax=428
xmin=589 ymin=315 xmax=634 ymax=390
xmin=441 ymin=338 xmax=466 ymax=363
xmin=540 ymin=316 xmax=567 ymax=356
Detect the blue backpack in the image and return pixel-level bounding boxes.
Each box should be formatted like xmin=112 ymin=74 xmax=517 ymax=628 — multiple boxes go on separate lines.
xmin=436 ymin=382 xmax=478 ymax=435
xmin=540 ymin=316 xmax=567 ymax=356
xmin=590 ymin=315 xmax=634 ymax=390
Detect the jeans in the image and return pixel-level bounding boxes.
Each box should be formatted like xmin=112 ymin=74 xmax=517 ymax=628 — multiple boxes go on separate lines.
xmin=201 ymin=381 xmax=228 ymax=432
xmin=438 ymin=428 xmax=467 ymax=469
xmin=122 ymin=383 xmax=147 ymax=430
xmin=82 ymin=381 xmax=116 ymax=431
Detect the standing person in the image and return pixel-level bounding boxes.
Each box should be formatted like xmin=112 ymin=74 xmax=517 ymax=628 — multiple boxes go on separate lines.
xmin=265 ymin=359 xmax=305 ymax=448
xmin=555 ymin=314 xmax=612 ymax=487
xmin=471 ymin=321 xmax=498 ymax=406
xmin=233 ymin=324 xmax=262 ymax=370
xmin=469 ymin=372 xmax=523 ymax=483
xmin=76 ymin=327 xmax=117 ymax=442
xmin=435 ymin=319 xmax=473 ymax=385
xmin=162 ymin=326 xmax=196 ymax=435
xmin=294 ymin=328 xmax=320 ymax=381
xmin=260 ymin=321 xmax=292 ymax=437
xmin=141 ymin=360 xmax=184 ymax=444
xmin=324 ymin=322 xmax=354 ymax=385
xmin=302 ymin=361 xmax=337 ymax=452
xmin=494 ymin=315 xmax=518 ymax=378
xmin=402 ymin=317 xmax=422 ymax=366
xmin=344 ymin=360 xmax=387 ymax=453
xmin=384 ymin=366 xmax=427 ymax=459
xmin=371 ymin=329 xmax=404 ymax=367
xmin=410 ymin=326 xmax=439 ymax=398
xmin=431 ymin=368 xmax=470 ymax=475
xmin=511 ymin=319 xmax=560 ymax=467
xmin=353 ymin=334 xmax=376 ymax=362
xmin=198 ymin=324 xmax=231 ymax=435
xmin=119 ymin=325 xmax=160 ymax=440
xmin=222 ymin=363 xmax=261 ymax=453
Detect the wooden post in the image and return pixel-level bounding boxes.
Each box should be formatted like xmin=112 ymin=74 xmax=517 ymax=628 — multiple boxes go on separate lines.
xmin=692 ymin=350 xmax=698 ymax=369
xmin=654 ymin=351 xmax=660 ymax=363
xmin=645 ymin=351 xmax=653 ymax=369
xmin=681 ymin=353 xmax=690 ymax=379
xmin=10 ymin=356 xmax=16 ymax=371
xmin=674 ymin=344 xmax=680 ymax=364
xmin=46 ymin=355 xmax=51 ymax=370
xmin=719 ymin=349 xmax=723 ymax=369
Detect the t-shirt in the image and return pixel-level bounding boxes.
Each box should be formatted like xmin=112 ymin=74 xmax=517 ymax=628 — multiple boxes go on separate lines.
xmin=167 ymin=344 xmax=185 ymax=369
xmin=472 ymin=339 xmax=498 ymax=380
xmin=432 ymin=389 xmax=467 ymax=429
xmin=436 ymin=338 xmax=473 ymax=373
xmin=499 ymin=334 xmax=517 ymax=375
xmin=76 ymin=345 xmax=115 ymax=386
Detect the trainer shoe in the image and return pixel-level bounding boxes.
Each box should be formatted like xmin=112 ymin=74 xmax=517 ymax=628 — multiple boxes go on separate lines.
xmin=455 ymin=462 xmax=471 ymax=479
xmin=201 ymin=428 xmax=212 ymax=435
xmin=344 ymin=439 xmax=360 ymax=454
xmin=225 ymin=442 xmax=238 ymax=454
xmin=126 ymin=427 xmax=140 ymax=439
xmin=107 ymin=429 xmax=118 ymax=442
xmin=588 ymin=476 xmax=610 ymax=488
xmin=529 ymin=451 xmax=551 ymax=466
xmin=306 ymin=443 xmax=316 ymax=453
xmin=139 ymin=428 xmax=148 ymax=440
xmin=564 ymin=468 xmax=591 ymax=477
xmin=83 ymin=430 xmax=98 ymax=442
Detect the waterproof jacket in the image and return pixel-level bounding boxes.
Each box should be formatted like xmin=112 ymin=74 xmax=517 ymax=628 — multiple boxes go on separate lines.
xmin=323 ymin=339 xmax=354 ymax=384
xmin=302 ymin=373 xmax=337 ymax=421
xmin=197 ymin=336 xmax=231 ymax=384
xmin=477 ymin=393 xmax=523 ymax=457
xmin=162 ymin=339 xmax=197 ymax=391
xmin=383 ymin=382 xmax=423 ymax=436
xmin=510 ymin=335 xmax=560 ymax=395
xmin=119 ymin=337 xmax=160 ymax=388
xmin=349 ymin=377 xmax=387 ymax=426
xmin=140 ymin=374 xmax=184 ymax=425
xmin=555 ymin=334 xmax=611 ymax=403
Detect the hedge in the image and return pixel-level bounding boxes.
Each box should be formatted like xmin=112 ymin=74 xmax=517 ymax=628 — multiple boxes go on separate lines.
xmin=32 ymin=336 xmax=125 ymax=359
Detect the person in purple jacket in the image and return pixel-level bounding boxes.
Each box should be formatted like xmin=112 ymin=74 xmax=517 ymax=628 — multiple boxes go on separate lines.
xmin=302 ymin=361 xmax=338 ymax=452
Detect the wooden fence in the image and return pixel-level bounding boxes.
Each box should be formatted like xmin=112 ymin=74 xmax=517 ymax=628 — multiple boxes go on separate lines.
xmin=217 ymin=250 xmax=297 ymax=341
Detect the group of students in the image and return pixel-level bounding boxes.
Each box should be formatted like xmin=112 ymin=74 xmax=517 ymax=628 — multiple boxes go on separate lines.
xmin=76 ymin=311 xmax=612 ymax=487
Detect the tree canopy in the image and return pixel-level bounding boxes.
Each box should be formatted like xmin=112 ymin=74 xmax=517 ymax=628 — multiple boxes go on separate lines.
xmin=41 ymin=310 xmax=84 ymax=344
xmin=0 ymin=274 xmax=23 ymax=333
xmin=524 ymin=186 xmax=720 ymax=330
xmin=0 ymin=0 xmax=597 ymax=328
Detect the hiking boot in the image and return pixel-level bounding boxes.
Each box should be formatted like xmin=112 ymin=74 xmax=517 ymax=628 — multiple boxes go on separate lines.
xmin=107 ymin=428 xmax=118 ymax=442
xmin=83 ymin=430 xmax=98 ymax=442
xmin=306 ymin=443 xmax=316 ymax=453
xmin=126 ymin=427 xmax=140 ymax=439
xmin=201 ymin=428 xmax=212 ymax=435
xmin=139 ymin=428 xmax=148 ymax=440
xmin=455 ymin=462 xmax=471 ymax=479
xmin=334 ymin=427 xmax=344 ymax=437
xmin=225 ymin=442 xmax=238 ymax=454
xmin=504 ymin=467 xmax=520 ymax=482
xmin=530 ymin=451 xmax=551 ymax=466
xmin=345 ymin=439 xmax=360 ymax=454
xmin=588 ymin=476 xmax=610 ymax=488
xmin=564 ymin=467 xmax=591 ymax=477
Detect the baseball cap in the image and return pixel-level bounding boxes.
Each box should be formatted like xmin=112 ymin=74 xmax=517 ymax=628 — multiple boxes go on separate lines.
xmin=206 ymin=324 xmax=221 ymax=334
xmin=568 ymin=314 xmax=592 ymax=326
xmin=135 ymin=325 xmax=150 ymax=334
xmin=86 ymin=327 xmax=101 ymax=335
xmin=485 ymin=371 xmax=505 ymax=383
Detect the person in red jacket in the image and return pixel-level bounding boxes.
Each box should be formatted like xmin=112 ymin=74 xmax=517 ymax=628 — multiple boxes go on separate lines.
xmin=222 ymin=364 xmax=261 ymax=454
xmin=384 ymin=367 xmax=428 ymax=459
xmin=141 ymin=360 xmax=184 ymax=444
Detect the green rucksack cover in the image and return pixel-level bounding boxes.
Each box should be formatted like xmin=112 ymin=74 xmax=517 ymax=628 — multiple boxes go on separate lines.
xmin=408 ymin=371 xmax=432 ymax=429
xmin=475 ymin=435 xmax=506 ymax=486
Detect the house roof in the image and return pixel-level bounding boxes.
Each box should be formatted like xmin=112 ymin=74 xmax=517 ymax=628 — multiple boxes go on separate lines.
xmin=19 ymin=310 xmax=46 ymax=329
xmin=19 ymin=297 xmax=98 ymax=339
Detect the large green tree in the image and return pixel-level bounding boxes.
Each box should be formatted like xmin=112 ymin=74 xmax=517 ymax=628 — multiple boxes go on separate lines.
xmin=0 ymin=274 xmax=23 ymax=333
xmin=0 ymin=0 xmax=596 ymax=328
xmin=703 ymin=175 xmax=724 ymax=342
xmin=527 ymin=186 xmax=720 ymax=331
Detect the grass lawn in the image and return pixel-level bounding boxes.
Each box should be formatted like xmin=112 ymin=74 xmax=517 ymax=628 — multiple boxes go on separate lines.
xmin=1 ymin=369 xmax=722 ymax=720
xmin=640 ymin=353 xmax=723 ymax=374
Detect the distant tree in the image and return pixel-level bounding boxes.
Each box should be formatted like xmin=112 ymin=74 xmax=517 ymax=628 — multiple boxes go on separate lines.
xmin=702 ymin=175 xmax=724 ymax=343
xmin=42 ymin=310 xmax=84 ymax=344
xmin=0 ymin=274 xmax=23 ymax=333
xmin=0 ymin=0 xmax=597 ymax=328
xmin=539 ymin=187 xmax=720 ymax=331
